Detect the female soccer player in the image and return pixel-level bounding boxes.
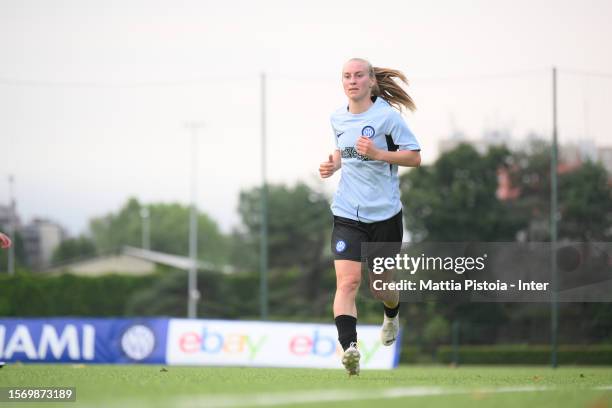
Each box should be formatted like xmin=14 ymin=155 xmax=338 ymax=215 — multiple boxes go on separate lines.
xmin=319 ymin=58 xmax=421 ymax=375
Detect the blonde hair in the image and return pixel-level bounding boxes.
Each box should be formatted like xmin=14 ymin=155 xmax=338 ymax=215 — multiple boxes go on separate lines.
xmin=348 ymin=58 xmax=416 ymax=112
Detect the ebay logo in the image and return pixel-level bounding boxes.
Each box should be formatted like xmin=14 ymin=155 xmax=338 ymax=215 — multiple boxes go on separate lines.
xmin=178 ymin=327 xmax=266 ymax=360
xmin=289 ymin=329 xmax=381 ymax=364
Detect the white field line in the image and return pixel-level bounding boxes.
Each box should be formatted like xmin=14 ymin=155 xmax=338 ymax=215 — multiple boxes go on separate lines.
xmin=172 ymin=384 xmax=604 ymax=408
xmin=86 ymin=384 xmax=612 ymax=408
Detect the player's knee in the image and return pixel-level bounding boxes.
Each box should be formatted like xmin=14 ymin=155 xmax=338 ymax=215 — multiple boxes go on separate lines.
xmin=337 ymin=278 xmax=360 ymax=295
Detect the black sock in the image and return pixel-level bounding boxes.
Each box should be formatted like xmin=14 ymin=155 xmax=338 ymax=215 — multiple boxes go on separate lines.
xmin=383 ymin=303 xmax=400 ymax=318
xmin=335 ymin=315 xmax=357 ymax=351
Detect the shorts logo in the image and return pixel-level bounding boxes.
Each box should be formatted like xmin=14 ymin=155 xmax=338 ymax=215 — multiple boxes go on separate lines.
xmin=335 ymin=240 xmax=347 ymax=253
xmin=361 ymin=126 xmax=375 ymax=138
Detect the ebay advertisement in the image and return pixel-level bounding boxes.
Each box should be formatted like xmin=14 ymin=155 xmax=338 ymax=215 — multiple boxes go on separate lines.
xmin=165 ymin=319 xmax=399 ymax=369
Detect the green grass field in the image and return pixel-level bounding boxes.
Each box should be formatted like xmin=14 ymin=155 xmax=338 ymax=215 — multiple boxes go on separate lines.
xmin=0 ymin=364 xmax=611 ymax=407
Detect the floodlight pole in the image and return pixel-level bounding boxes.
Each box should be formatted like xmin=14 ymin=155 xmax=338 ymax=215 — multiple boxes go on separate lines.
xmin=260 ymin=72 xmax=269 ymax=320
xmin=185 ymin=121 xmax=204 ymax=319
xmin=550 ymin=67 xmax=559 ymax=369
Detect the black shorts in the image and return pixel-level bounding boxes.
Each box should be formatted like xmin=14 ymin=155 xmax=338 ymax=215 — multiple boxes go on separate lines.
xmin=331 ymin=210 xmax=403 ymax=266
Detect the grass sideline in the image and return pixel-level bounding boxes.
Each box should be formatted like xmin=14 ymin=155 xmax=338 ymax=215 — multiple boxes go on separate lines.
xmin=0 ymin=364 xmax=610 ymax=407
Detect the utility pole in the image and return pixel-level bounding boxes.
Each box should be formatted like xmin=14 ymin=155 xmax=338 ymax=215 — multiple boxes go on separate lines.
xmin=550 ymin=67 xmax=559 ymax=369
xmin=7 ymin=175 xmax=15 ymax=275
xmin=185 ymin=121 xmax=204 ymax=319
xmin=260 ymin=72 xmax=269 ymax=320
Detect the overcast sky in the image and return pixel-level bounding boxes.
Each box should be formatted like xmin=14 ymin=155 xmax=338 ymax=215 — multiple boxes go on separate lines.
xmin=2 ymin=0 xmax=611 ymax=235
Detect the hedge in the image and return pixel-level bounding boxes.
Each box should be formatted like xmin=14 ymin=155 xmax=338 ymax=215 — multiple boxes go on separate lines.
xmin=431 ymin=344 xmax=612 ymax=365
xmin=0 ymin=269 xmax=324 ymax=319
xmin=0 ymin=273 xmax=157 ymax=317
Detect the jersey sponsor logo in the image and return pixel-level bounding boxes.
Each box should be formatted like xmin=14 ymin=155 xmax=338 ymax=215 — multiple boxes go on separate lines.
xmin=335 ymin=240 xmax=347 ymax=253
xmin=341 ymin=147 xmax=371 ymax=161
xmin=335 ymin=131 xmax=344 ymax=138
xmin=361 ymin=126 xmax=375 ymax=138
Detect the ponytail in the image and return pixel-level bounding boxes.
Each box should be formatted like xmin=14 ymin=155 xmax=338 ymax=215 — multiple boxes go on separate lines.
xmin=372 ymin=67 xmax=416 ymax=112
xmin=347 ymin=58 xmax=416 ymax=112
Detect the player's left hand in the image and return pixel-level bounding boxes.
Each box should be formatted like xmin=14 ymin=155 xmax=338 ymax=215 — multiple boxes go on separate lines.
xmin=356 ymin=136 xmax=380 ymax=160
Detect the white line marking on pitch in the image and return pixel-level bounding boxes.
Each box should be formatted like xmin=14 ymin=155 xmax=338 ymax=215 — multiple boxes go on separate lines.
xmin=87 ymin=384 xmax=612 ymax=408
xmin=173 ymin=384 xmax=602 ymax=408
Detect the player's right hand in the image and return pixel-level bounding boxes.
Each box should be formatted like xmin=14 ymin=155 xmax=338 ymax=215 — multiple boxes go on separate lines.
xmin=319 ymin=154 xmax=336 ymax=178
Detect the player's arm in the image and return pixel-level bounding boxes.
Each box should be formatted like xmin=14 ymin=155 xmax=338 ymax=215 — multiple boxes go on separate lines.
xmin=356 ymin=137 xmax=421 ymax=167
xmin=319 ymin=149 xmax=341 ymax=178
xmin=331 ymin=149 xmax=341 ymax=170
xmin=373 ymin=148 xmax=421 ymax=167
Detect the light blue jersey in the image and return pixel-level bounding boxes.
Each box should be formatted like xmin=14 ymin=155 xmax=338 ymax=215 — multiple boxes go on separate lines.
xmin=330 ymin=97 xmax=421 ymax=223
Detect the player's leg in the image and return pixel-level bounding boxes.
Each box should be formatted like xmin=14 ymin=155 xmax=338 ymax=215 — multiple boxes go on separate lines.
xmin=367 ymin=266 xmax=400 ymax=309
xmin=331 ymin=216 xmax=366 ymax=375
xmin=334 ymin=259 xmax=361 ymax=375
xmin=368 ymin=210 xmax=403 ymax=346
xmin=367 ymin=262 xmax=401 ymax=347
xmin=333 ymin=259 xmax=361 ymax=318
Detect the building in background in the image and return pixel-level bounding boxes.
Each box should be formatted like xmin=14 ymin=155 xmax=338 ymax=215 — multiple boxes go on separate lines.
xmin=47 ymin=249 xmax=156 ymax=276
xmin=22 ymin=218 xmax=66 ymax=271
xmin=2 ymin=201 xmax=70 ymax=271
xmin=47 ymin=246 xmax=233 ymax=276
xmin=0 ymin=204 xmax=21 ymax=233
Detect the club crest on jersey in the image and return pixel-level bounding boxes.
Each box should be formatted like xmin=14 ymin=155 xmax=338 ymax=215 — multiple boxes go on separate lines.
xmin=335 ymin=240 xmax=347 ymax=253
xmin=361 ymin=126 xmax=375 ymax=138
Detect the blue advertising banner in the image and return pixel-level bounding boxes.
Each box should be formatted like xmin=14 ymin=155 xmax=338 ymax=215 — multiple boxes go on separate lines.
xmin=0 ymin=318 xmax=168 ymax=364
xmin=0 ymin=318 xmax=400 ymax=368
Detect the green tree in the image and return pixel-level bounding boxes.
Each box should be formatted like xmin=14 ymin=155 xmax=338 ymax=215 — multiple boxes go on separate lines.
xmin=400 ymin=138 xmax=612 ymax=350
xmin=234 ymin=182 xmax=333 ymax=307
xmin=51 ymin=236 xmax=96 ymax=265
xmin=505 ymin=138 xmax=554 ymax=240
xmin=401 ymin=143 xmax=526 ymax=241
xmin=559 ymin=161 xmax=612 ymax=240
xmin=89 ymin=198 xmax=230 ymax=265
xmin=399 ymin=143 xmax=526 ymax=351
xmin=503 ymin=139 xmax=612 ymax=241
